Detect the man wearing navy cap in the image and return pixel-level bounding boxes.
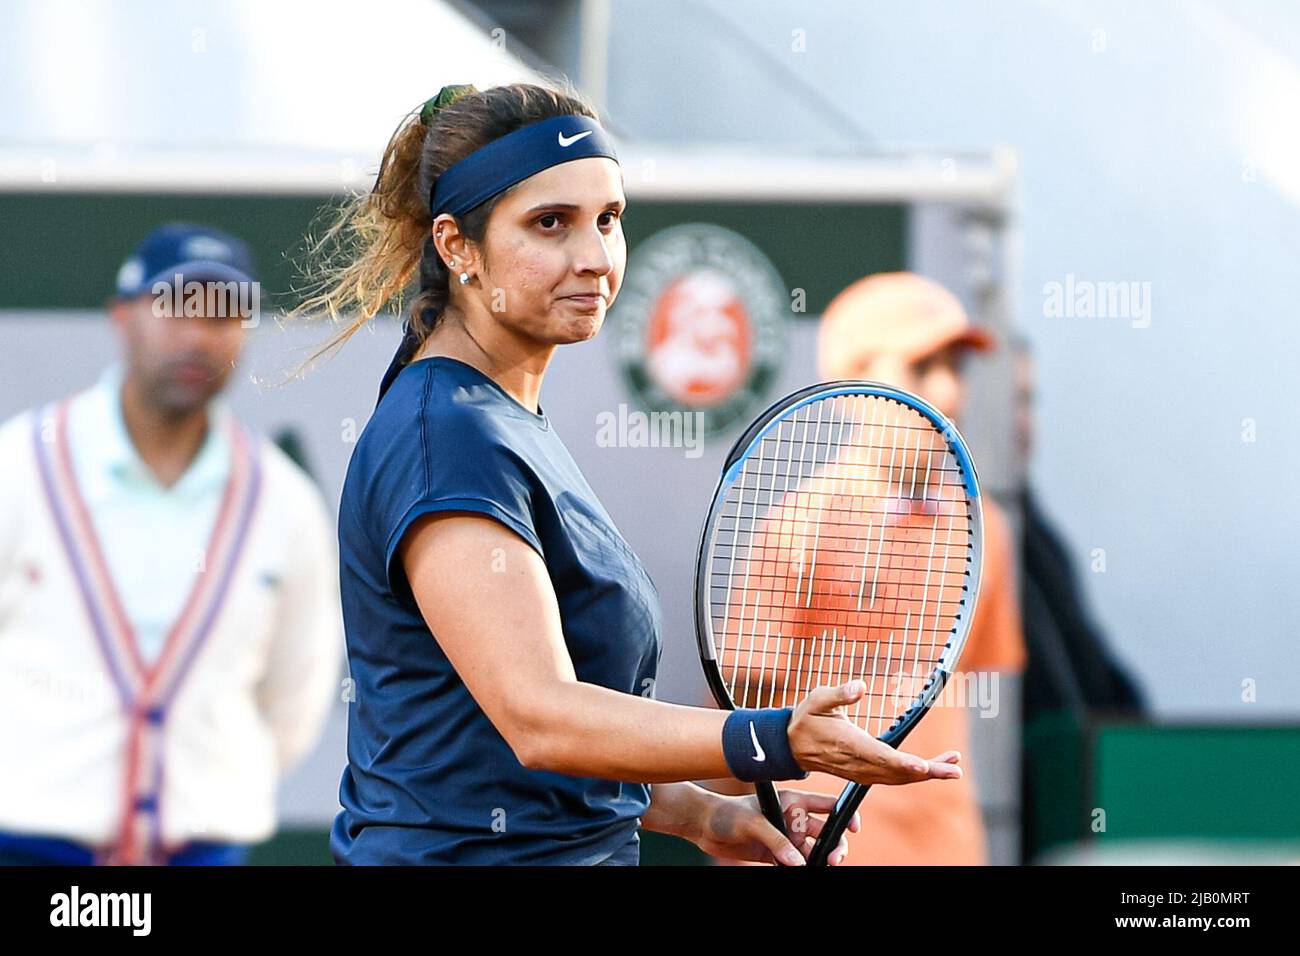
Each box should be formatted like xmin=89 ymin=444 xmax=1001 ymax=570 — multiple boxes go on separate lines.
xmin=110 ymin=223 xmax=259 ymax=460
xmin=0 ymin=223 xmax=342 ymax=865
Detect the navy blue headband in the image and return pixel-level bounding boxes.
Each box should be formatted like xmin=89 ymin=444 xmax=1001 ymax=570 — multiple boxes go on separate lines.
xmin=429 ymin=114 xmax=619 ymax=216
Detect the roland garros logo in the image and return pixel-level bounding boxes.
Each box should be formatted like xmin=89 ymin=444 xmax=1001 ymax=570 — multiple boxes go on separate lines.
xmin=611 ymin=223 xmax=787 ymax=434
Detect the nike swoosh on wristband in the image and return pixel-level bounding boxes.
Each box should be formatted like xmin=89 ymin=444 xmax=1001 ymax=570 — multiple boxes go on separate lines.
xmin=558 ymin=129 xmax=594 ymax=147
xmin=748 ymin=721 xmax=766 ymax=762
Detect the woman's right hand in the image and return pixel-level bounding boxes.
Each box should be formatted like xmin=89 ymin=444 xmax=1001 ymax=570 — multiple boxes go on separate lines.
xmin=787 ymin=680 xmax=963 ymax=785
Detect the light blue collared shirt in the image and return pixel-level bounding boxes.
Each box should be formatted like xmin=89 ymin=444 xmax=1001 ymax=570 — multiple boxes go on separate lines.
xmin=66 ymin=362 xmax=234 ymax=665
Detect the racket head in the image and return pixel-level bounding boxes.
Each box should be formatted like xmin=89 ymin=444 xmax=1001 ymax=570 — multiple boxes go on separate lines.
xmin=695 ymin=377 xmax=984 ymax=752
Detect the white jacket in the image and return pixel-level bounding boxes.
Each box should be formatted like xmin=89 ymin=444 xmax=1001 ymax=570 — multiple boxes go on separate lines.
xmin=0 ymin=381 xmax=342 ymax=859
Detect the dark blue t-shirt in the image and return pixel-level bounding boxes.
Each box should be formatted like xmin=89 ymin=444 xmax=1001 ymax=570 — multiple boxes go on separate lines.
xmin=331 ymin=356 xmax=663 ymax=865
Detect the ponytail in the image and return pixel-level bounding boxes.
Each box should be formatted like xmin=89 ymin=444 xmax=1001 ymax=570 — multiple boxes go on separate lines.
xmin=283 ymin=80 xmax=600 ymax=380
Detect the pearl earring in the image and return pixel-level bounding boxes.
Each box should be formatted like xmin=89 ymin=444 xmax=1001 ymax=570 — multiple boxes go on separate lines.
xmin=459 ymin=272 xmax=471 ymax=285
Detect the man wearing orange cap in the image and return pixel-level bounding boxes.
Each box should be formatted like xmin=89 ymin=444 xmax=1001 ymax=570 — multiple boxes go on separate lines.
xmin=704 ymin=272 xmax=1025 ymax=865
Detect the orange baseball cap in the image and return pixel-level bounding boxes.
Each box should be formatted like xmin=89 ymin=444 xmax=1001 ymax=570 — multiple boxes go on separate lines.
xmin=817 ymin=272 xmax=995 ymax=379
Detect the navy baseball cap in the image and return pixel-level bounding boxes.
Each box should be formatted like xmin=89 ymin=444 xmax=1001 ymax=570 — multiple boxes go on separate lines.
xmin=114 ymin=223 xmax=257 ymax=298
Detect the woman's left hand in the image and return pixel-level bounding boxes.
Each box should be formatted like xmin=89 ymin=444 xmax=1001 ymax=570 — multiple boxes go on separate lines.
xmin=692 ymin=788 xmax=861 ymax=866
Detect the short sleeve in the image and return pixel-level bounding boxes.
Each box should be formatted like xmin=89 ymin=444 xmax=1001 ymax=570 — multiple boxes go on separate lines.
xmin=378 ymin=400 xmax=545 ymax=602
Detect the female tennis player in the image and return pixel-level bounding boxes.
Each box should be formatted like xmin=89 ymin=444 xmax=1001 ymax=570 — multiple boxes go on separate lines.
xmin=293 ymin=82 xmax=963 ymax=866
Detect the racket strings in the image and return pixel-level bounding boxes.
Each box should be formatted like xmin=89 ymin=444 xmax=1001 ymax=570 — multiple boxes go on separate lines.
xmin=710 ymin=393 xmax=974 ymax=738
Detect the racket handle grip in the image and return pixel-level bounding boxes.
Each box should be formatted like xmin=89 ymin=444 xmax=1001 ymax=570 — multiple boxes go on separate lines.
xmin=808 ymin=782 xmax=872 ymax=867
xmin=755 ymin=781 xmax=787 ymax=838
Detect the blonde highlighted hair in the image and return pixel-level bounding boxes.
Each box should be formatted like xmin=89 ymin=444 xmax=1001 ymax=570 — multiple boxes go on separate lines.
xmin=285 ymin=80 xmax=600 ymax=376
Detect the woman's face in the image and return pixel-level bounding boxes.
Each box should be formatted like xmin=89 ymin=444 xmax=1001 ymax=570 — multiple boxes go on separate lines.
xmin=465 ymin=156 xmax=627 ymax=346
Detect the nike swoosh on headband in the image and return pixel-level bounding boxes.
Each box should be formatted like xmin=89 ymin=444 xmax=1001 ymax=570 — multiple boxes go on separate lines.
xmin=558 ymin=129 xmax=594 ymax=147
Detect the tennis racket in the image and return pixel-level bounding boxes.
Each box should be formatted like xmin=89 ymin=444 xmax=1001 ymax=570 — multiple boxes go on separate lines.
xmin=694 ymin=379 xmax=984 ymax=866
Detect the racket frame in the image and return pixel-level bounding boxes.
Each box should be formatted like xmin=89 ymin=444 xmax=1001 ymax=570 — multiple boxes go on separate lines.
xmin=693 ymin=379 xmax=985 ymax=866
